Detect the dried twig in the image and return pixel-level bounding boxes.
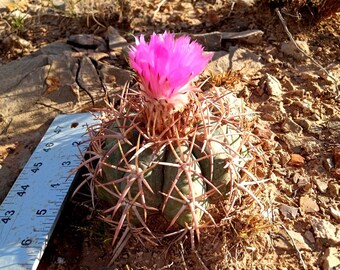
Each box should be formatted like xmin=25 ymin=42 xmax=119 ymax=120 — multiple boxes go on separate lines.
xmin=275 ymin=8 xmax=339 ymax=98
xmin=153 ymin=0 xmax=167 ymax=19
xmin=193 ymin=250 xmax=209 ymax=270
xmin=179 ymin=242 xmax=188 ymax=270
xmin=280 ymin=224 xmax=307 ymax=270
xmin=227 ymin=1 xmax=235 ymax=17
xmin=159 ymin=262 xmax=174 ymax=270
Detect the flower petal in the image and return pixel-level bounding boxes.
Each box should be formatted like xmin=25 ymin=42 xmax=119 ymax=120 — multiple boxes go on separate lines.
xmin=129 ymin=32 xmax=213 ymax=106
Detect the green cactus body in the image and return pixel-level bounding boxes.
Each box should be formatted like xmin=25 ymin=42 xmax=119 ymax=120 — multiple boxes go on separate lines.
xmin=99 ymin=121 xmax=139 ymax=204
xmin=163 ymin=144 xmax=207 ymax=227
xmin=193 ymin=123 xmax=248 ymax=202
xmin=121 ymin=147 xmax=165 ymax=224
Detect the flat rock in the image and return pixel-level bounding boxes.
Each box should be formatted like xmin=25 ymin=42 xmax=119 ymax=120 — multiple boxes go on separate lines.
xmin=280 ymin=40 xmax=310 ymax=61
xmin=274 ymin=229 xmax=312 ymax=251
xmin=203 ymin=47 xmax=263 ymax=77
xmin=0 ymin=41 xmax=112 ymax=202
xmin=328 ymin=121 xmax=340 ymax=135
xmin=258 ymin=101 xmax=286 ymax=122
xmin=39 ymin=42 xmax=74 ymax=56
xmin=106 ymin=26 xmax=128 ymax=51
xmin=51 ymin=0 xmax=65 ymax=10
xmin=288 ymin=154 xmax=305 ymax=167
xmin=294 ymin=118 xmax=311 ymax=131
xmin=281 ymin=118 xmax=303 ymax=134
xmin=77 ymin=56 xmax=102 ymax=94
xmin=297 ymin=177 xmax=312 ymax=192
xmin=330 ymin=208 xmax=340 ymax=223
xmin=313 ymin=178 xmax=328 ymax=193
xmin=301 ymin=137 xmax=321 ymax=155
xmin=44 ymin=54 xmax=79 ymax=104
xmin=322 ymin=247 xmax=340 ymax=270
xmin=311 ymin=217 xmax=340 ymax=245
xmin=68 ymin=34 xmax=106 ymax=49
xmin=264 ymin=73 xmax=283 ymax=98
xmin=229 ymin=47 xmax=263 ymax=74
xmin=301 ymin=71 xmax=319 ymax=81
xmin=279 ymin=204 xmax=299 ymax=219
xmin=222 ymin=29 xmax=264 ymax=44
xmin=300 ymin=195 xmax=319 ymax=214
xmin=203 ymin=51 xmax=230 ymax=76
xmin=278 ymin=133 xmax=306 ymax=153
xmin=333 ymin=146 xmax=340 ymax=168
xmin=0 ymin=52 xmax=48 ymax=95
xmin=308 ymin=122 xmax=324 ymax=136
xmin=328 ymin=183 xmax=340 ymax=196
xmin=304 ymin=230 xmax=316 ymax=243
xmin=190 ymin=32 xmax=222 ymax=51
xmin=98 ymin=63 xmax=133 ymax=91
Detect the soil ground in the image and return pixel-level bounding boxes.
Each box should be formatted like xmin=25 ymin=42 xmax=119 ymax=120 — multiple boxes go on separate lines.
xmin=0 ymin=0 xmax=339 ymax=269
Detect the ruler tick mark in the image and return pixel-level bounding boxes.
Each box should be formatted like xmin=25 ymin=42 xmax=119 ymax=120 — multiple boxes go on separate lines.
xmin=0 ymin=113 xmax=99 ymax=270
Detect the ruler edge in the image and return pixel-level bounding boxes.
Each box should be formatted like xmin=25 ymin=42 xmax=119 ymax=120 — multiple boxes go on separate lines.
xmin=0 ymin=112 xmax=98 ymax=269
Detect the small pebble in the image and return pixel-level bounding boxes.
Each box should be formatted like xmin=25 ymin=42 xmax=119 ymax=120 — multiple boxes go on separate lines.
xmin=288 ymin=154 xmax=304 ymax=167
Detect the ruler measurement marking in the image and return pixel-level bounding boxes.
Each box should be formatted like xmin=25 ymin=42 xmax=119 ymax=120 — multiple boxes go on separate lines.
xmin=0 ymin=113 xmax=98 ymax=270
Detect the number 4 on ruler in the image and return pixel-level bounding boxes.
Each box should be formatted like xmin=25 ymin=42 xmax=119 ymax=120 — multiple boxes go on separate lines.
xmin=0 ymin=113 xmax=99 ymax=270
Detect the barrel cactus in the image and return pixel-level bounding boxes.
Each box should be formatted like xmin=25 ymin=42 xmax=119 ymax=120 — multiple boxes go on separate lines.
xmin=80 ymin=32 xmax=261 ymax=253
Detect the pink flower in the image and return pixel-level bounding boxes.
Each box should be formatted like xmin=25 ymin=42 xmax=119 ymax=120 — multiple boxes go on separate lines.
xmin=129 ymin=32 xmax=213 ymax=108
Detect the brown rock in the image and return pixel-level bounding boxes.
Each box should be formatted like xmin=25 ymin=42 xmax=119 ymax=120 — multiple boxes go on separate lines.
xmin=190 ymin=32 xmax=222 ymax=51
xmin=308 ymin=81 xmax=323 ymax=96
xmin=3 ymin=33 xmax=32 ymax=51
xmin=280 ymin=134 xmax=304 ymax=152
xmin=280 ymin=40 xmax=310 ymax=61
xmin=330 ymin=207 xmax=340 ymax=223
xmin=313 ymin=178 xmax=328 ymax=193
xmin=264 ymin=73 xmax=283 ymax=98
xmin=288 ymin=154 xmax=304 ymax=167
xmin=297 ymin=178 xmax=312 ymax=192
xmin=0 ymin=143 xmax=17 ymax=161
xmin=68 ymin=34 xmax=106 ymax=49
xmin=318 ymin=196 xmax=331 ymax=208
xmin=311 ymin=217 xmax=340 ymax=245
xmin=281 ymin=118 xmax=303 ymax=134
xmin=105 ymin=26 xmax=128 ymax=51
xmin=333 ymin=146 xmax=340 ymax=168
xmin=221 ymin=29 xmax=264 ymax=44
xmin=98 ymin=64 xmax=133 ymax=95
xmin=253 ymin=127 xmax=276 ymax=140
xmin=322 ymin=247 xmax=340 ymax=270
xmin=229 ymin=47 xmax=264 ymax=75
xmin=77 ymin=56 xmax=102 ymax=94
xmin=334 ymin=168 xmax=340 ymax=178
xmin=300 ymin=195 xmax=319 ymax=213
xmin=328 ymin=183 xmax=340 ymax=197
xmin=304 ymin=230 xmax=316 ymax=243
xmin=203 ymin=51 xmax=230 ymax=77
xmin=282 ymin=77 xmax=296 ymax=92
xmin=294 ymin=118 xmax=310 ymax=131
xmin=301 ymin=137 xmax=321 ymax=154
xmin=258 ymin=101 xmax=285 ymax=122
xmin=273 ymin=229 xmax=312 ymax=251
xmin=279 ymin=204 xmax=299 ymax=219
xmin=301 ymin=71 xmax=319 ymax=81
